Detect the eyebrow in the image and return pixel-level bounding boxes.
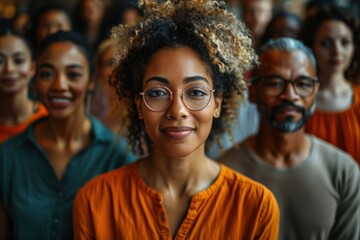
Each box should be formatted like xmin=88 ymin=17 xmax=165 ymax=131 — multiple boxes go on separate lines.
xmin=38 ymin=63 xmax=84 ymax=70
xmin=144 ymin=75 xmax=209 ymax=84
xmin=0 ymin=52 xmax=26 ymax=57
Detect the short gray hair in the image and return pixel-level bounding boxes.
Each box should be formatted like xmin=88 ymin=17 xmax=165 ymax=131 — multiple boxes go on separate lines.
xmin=258 ymin=37 xmax=317 ymax=69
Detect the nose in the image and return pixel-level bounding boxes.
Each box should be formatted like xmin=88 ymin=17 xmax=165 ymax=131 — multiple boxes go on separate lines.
xmin=4 ymin=59 xmax=15 ymax=73
xmin=332 ymin=41 xmax=342 ymax=55
xmin=48 ymin=24 xmax=60 ymax=35
xmin=165 ymin=91 xmax=189 ymax=120
xmin=279 ymin=81 xmax=300 ymax=101
xmin=51 ymin=73 xmax=68 ymax=91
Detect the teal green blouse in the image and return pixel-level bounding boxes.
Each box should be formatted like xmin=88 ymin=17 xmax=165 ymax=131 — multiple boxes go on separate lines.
xmin=0 ymin=116 xmax=136 ymax=240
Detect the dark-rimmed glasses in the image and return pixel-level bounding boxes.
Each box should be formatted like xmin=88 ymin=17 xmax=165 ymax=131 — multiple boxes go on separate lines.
xmin=251 ymin=74 xmax=319 ymax=97
xmin=139 ymin=85 xmax=215 ymax=112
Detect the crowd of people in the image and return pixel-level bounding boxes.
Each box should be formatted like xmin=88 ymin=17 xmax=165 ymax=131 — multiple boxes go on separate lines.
xmin=0 ymin=0 xmax=359 ymax=239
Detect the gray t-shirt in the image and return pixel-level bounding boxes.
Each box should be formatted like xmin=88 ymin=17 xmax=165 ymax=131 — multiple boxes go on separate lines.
xmin=220 ymin=135 xmax=360 ymax=240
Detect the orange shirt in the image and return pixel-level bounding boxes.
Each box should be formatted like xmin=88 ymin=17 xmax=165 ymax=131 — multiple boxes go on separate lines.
xmin=73 ymin=162 xmax=279 ymax=240
xmin=0 ymin=104 xmax=48 ymax=143
xmin=305 ymin=84 xmax=360 ymax=165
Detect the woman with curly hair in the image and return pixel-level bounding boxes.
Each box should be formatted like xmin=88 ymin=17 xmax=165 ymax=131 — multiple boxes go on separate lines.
xmin=300 ymin=6 xmax=360 ymax=164
xmin=73 ymin=0 xmax=279 ymax=239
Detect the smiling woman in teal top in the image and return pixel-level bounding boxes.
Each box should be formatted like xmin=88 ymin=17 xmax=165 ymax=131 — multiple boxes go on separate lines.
xmin=0 ymin=31 xmax=135 ymax=240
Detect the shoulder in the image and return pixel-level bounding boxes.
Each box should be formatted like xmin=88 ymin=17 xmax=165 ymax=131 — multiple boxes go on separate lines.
xmin=310 ymin=136 xmax=359 ymax=180
xmin=0 ymin=129 xmax=29 ymax=153
xmin=77 ymin=162 xmax=137 ymax=197
xmin=221 ymin=164 xmax=277 ymax=202
xmin=218 ymin=141 xmax=250 ymax=170
xmin=311 ymin=136 xmax=356 ymax=165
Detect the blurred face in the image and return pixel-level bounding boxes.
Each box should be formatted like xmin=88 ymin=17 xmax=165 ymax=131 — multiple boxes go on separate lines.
xmin=13 ymin=13 xmax=30 ymax=33
xmin=81 ymin=0 xmax=105 ymax=28
xmin=313 ymin=20 xmax=354 ymax=75
xmin=37 ymin=10 xmax=72 ymax=44
xmin=0 ymin=35 xmax=34 ymax=95
xmin=135 ymin=47 xmax=222 ymax=157
xmin=268 ymin=16 xmax=301 ymax=39
xmin=252 ymin=50 xmax=318 ymax=133
xmin=96 ymin=46 xmax=113 ymax=87
xmin=242 ymin=0 xmax=272 ymax=39
xmin=36 ymin=42 xmax=91 ymax=119
xmin=122 ymin=8 xmax=140 ymax=24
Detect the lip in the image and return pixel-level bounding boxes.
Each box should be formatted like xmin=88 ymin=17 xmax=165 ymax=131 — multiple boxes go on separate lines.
xmin=276 ymin=107 xmax=300 ymax=116
xmin=1 ymin=77 xmax=18 ymax=86
xmin=47 ymin=96 xmax=72 ymax=108
xmin=160 ymin=126 xmax=194 ymax=139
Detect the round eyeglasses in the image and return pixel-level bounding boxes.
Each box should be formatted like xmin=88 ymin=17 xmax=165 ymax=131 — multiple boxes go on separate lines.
xmin=252 ymin=75 xmax=319 ymax=97
xmin=139 ymin=85 xmax=215 ymax=112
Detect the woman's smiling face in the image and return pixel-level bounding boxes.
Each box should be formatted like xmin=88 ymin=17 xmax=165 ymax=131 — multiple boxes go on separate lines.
xmin=135 ymin=47 xmax=222 ymax=158
xmin=0 ymin=35 xmax=34 ymax=94
xmin=36 ymin=41 xmax=91 ymax=120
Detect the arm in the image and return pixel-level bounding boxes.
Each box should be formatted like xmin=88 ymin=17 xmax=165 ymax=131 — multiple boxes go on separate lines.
xmin=256 ymin=191 xmax=280 ymax=240
xmin=73 ymin=188 xmax=94 ymax=240
xmin=329 ymin=163 xmax=360 ymax=239
xmin=0 ymin=201 xmax=10 ymax=240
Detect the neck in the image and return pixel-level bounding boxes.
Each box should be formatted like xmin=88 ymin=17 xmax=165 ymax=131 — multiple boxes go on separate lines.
xmin=0 ymin=89 xmax=34 ymax=125
xmin=39 ymin=110 xmax=91 ymax=145
xmin=249 ymin=120 xmax=311 ymax=168
xmin=318 ymin=70 xmax=349 ymax=90
xmin=140 ymin=146 xmax=219 ymax=198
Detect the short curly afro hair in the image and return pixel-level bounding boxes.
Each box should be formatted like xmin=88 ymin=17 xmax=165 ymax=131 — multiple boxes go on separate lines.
xmin=110 ymin=0 xmax=257 ymax=156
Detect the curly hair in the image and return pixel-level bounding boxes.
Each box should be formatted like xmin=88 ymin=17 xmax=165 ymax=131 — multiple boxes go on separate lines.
xmin=110 ymin=0 xmax=257 ymax=156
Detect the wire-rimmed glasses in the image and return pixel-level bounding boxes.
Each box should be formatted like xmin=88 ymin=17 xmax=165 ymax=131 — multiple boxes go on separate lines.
xmin=139 ymin=84 xmax=215 ymax=112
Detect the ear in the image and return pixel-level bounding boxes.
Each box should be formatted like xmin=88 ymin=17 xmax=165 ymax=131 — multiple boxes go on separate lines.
xmin=213 ymin=94 xmax=222 ymax=118
xmin=134 ymin=95 xmax=144 ymax=119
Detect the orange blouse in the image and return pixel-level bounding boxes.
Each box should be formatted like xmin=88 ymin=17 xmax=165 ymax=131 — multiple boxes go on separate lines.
xmin=0 ymin=104 xmax=48 ymax=143
xmin=305 ymin=84 xmax=360 ymax=165
xmin=73 ymin=162 xmax=279 ymax=240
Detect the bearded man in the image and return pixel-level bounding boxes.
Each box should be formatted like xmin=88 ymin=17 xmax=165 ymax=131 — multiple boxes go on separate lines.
xmin=219 ymin=38 xmax=360 ymax=240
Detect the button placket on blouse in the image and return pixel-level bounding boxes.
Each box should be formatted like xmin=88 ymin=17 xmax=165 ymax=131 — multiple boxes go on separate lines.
xmin=154 ymin=194 xmax=171 ymax=238
xmin=174 ymin=197 xmax=204 ymax=239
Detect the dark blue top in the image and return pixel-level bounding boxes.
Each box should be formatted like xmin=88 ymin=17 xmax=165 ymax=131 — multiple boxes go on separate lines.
xmin=0 ymin=116 xmax=136 ymax=240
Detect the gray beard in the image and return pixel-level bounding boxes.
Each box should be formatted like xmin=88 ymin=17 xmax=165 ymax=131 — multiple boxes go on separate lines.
xmin=259 ymin=101 xmax=316 ymax=133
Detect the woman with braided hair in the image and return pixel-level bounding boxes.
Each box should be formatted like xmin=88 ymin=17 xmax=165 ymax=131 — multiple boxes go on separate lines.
xmin=73 ymin=1 xmax=279 ymax=239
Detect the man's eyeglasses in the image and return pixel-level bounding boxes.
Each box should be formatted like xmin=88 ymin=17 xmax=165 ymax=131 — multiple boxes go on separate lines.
xmin=251 ymin=74 xmax=319 ymax=97
xmin=139 ymin=84 xmax=215 ymax=112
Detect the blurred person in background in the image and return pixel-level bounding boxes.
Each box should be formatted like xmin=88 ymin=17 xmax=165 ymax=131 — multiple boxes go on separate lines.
xmin=241 ymin=0 xmax=273 ymax=48
xmin=74 ymin=0 xmax=108 ymax=51
xmin=26 ymin=3 xmax=73 ymax=50
xmin=260 ymin=10 xmax=302 ymax=45
xmin=0 ymin=29 xmax=47 ymax=143
xmin=0 ymin=31 xmax=135 ymax=240
xmin=220 ymin=37 xmax=360 ymax=240
xmin=301 ymin=6 xmax=360 ymax=164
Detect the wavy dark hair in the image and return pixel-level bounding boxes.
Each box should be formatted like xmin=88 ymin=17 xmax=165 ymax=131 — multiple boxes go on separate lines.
xmin=299 ymin=6 xmax=359 ymax=78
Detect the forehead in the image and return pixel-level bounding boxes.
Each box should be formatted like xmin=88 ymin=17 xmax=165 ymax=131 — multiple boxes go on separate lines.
xmin=257 ymin=49 xmax=316 ymax=76
xmin=38 ymin=42 xmax=88 ymax=66
xmin=0 ymin=35 xmax=29 ymax=52
xmin=143 ymin=47 xmax=211 ymax=86
xmin=316 ymin=20 xmax=353 ymax=38
xmin=243 ymin=0 xmax=272 ymax=9
xmin=40 ymin=10 xmax=70 ymax=23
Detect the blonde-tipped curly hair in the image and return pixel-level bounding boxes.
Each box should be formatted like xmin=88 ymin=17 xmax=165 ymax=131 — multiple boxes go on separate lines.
xmin=110 ymin=0 xmax=257 ymax=156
